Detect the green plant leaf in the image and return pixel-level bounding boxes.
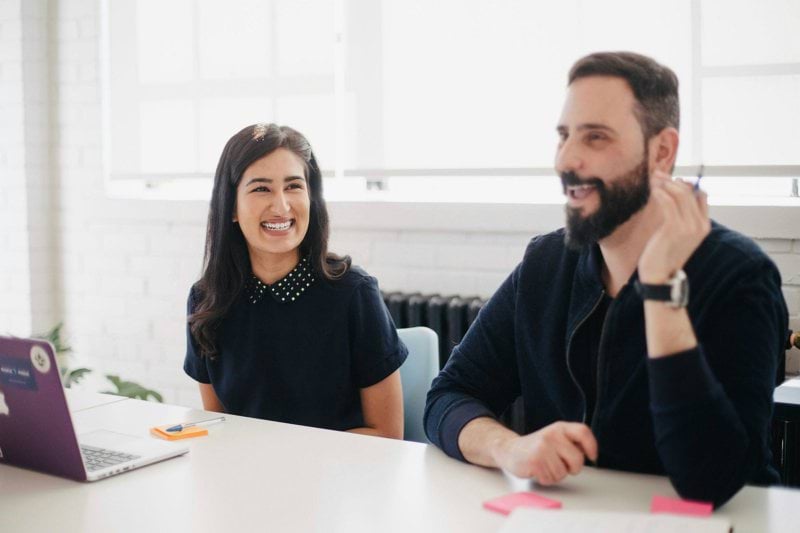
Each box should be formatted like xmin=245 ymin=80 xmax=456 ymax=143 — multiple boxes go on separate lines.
xmin=32 ymin=324 xmax=163 ymax=402
xmin=65 ymin=368 xmax=92 ymax=388
xmin=33 ymin=322 xmax=75 ymax=387
xmin=34 ymin=322 xmax=72 ymax=355
xmin=103 ymin=374 xmax=163 ymax=403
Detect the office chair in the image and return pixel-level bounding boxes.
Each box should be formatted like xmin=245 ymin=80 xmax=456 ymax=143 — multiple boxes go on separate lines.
xmin=397 ymin=327 xmax=439 ymax=443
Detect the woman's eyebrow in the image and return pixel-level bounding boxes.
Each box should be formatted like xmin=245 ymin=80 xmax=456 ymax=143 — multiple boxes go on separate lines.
xmin=244 ymin=175 xmax=305 ymax=187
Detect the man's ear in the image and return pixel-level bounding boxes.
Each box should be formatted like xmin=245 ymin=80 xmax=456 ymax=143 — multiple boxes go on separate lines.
xmin=650 ymin=127 xmax=679 ymax=173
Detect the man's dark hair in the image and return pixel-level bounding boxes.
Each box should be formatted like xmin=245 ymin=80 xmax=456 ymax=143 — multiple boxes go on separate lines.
xmin=568 ymin=51 xmax=680 ymax=139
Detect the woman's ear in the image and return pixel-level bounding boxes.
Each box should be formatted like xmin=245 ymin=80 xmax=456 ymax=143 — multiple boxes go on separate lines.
xmin=650 ymin=127 xmax=679 ymax=173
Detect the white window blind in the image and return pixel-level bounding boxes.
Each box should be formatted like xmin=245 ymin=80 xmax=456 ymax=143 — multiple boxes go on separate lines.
xmin=102 ymin=0 xmax=800 ymax=200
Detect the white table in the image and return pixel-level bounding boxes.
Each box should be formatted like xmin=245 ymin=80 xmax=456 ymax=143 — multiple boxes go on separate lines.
xmin=1 ymin=393 xmax=799 ymax=533
xmin=64 ymin=389 xmax=129 ymax=412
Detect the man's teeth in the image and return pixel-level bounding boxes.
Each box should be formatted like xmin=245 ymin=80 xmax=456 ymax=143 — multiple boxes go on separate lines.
xmin=261 ymin=221 xmax=292 ymax=230
xmin=567 ymin=184 xmax=597 ymax=199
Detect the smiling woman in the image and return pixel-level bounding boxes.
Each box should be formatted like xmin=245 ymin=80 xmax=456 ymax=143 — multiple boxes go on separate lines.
xmin=184 ymin=124 xmax=408 ymax=439
xmin=234 ymin=147 xmax=311 ymax=280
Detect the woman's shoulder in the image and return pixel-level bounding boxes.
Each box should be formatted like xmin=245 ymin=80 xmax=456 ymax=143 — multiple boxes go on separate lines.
xmin=323 ymin=264 xmax=376 ymax=290
xmin=187 ymin=282 xmax=202 ymax=311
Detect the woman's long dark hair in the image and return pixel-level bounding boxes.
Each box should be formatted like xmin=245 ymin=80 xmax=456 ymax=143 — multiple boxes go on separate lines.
xmin=189 ymin=123 xmax=350 ymax=358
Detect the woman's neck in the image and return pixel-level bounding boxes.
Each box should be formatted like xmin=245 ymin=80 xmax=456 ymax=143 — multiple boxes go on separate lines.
xmin=249 ymin=248 xmax=301 ymax=285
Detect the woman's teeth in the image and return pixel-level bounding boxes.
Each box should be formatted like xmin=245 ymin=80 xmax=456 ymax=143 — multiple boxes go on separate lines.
xmin=261 ymin=220 xmax=292 ymax=231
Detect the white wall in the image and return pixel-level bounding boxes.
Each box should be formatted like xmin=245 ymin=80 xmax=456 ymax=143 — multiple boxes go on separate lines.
xmin=1 ymin=0 xmax=799 ymax=408
xmin=0 ymin=0 xmax=31 ymax=335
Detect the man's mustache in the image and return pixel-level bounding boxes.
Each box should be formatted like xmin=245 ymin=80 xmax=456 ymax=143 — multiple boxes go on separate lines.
xmin=560 ymin=171 xmax=604 ymax=193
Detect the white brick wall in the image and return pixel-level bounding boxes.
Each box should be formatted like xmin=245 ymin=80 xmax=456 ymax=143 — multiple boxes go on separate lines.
xmin=0 ymin=0 xmax=31 ymax=336
xmin=1 ymin=0 xmax=798 ymax=410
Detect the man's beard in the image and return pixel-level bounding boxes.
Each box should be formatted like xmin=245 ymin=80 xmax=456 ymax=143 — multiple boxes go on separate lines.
xmin=562 ymin=156 xmax=650 ymax=250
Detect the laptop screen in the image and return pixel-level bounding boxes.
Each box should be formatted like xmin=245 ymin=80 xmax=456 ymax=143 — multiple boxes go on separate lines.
xmin=0 ymin=336 xmax=86 ymax=480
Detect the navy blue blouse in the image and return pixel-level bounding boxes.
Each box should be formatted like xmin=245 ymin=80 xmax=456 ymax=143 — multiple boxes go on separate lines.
xmin=184 ymin=261 xmax=407 ymax=431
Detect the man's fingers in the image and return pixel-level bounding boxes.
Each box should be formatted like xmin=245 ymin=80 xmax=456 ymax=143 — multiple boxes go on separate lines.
xmin=546 ymin=452 xmax=568 ymax=482
xmin=562 ymin=423 xmax=598 ymax=461
xmin=532 ymin=456 xmax=556 ymax=485
xmin=533 ymin=455 xmax=566 ymax=486
xmin=697 ymin=189 xmax=710 ymax=220
xmin=652 ymin=187 xmax=681 ymax=224
xmin=662 ymin=181 xmax=697 ymax=224
xmin=555 ymin=436 xmax=587 ymax=475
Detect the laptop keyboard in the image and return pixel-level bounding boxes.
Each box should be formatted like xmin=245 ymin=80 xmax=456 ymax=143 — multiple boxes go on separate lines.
xmin=80 ymin=444 xmax=141 ymax=472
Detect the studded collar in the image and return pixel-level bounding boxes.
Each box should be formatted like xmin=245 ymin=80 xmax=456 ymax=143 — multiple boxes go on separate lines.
xmin=247 ymin=256 xmax=317 ymax=305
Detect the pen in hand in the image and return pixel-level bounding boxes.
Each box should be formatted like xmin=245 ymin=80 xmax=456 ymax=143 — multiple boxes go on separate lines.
xmin=166 ymin=415 xmax=226 ymax=433
xmin=694 ymin=164 xmax=704 ymax=192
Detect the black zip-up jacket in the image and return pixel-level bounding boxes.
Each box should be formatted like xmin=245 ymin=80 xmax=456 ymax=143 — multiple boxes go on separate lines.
xmin=424 ymin=222 xmax=785 ymax=507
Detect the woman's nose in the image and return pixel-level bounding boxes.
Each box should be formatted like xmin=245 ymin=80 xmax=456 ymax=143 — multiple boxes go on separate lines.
xmin=269 ymin=190 xmax=291 ymax=215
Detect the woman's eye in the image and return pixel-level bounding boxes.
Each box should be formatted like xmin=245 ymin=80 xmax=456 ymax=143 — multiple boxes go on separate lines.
xmin=252 ymin=186 xmax=269 ymax=193
xmin=288 ymin=183 xmax=303 ymax=190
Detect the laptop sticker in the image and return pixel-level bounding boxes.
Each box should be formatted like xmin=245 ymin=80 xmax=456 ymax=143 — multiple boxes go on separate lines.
xmin=0 ymin=389 xmax=8 ymax=415
xmin=30 ymin=345 xmax=51 ymax=374
xmin=0 ymin=356 xmax=38 ymax=391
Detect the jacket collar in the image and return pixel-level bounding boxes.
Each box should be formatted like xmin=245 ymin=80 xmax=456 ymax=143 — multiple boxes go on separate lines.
xmin=565 ymin=244 xmax=605 ymax=338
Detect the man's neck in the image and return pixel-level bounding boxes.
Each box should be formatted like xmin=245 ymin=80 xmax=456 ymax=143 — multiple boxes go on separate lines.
xmin=597 ymin=203 xmax=660 ymax=297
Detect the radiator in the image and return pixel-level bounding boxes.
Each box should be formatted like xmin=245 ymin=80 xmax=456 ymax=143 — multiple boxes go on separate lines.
xmin=382 ymin=292 xmax=485 ymax=369
xmin=382 ymin=290 xmax=523 ymax=433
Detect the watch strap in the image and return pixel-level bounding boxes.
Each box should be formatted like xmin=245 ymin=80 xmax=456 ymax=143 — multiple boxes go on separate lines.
xmin=634 ymin=269 xmax=689 ymax=308
xmin=634 ymin=282 xmax=672 ymax=301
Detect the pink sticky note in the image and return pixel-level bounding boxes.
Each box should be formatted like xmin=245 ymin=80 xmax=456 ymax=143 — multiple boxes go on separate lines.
xmin=483 ymin=491 xmax=562 ymax=515
xmin=650 ymin=495 xmax=713 ymax=517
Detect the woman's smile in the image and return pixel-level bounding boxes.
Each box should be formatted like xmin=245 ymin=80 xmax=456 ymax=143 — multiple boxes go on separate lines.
xmin=260 ymin=219 xmax=295 ymax=234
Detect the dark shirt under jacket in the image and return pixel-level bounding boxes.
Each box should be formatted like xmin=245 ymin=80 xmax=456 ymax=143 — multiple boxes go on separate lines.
xmin=572 ymin=294 xmax=611 ymax=426
xmin=424 ymin=222 xmax=786 ymax=507
xmin=184 ymin=261 xmax=407 ymax=432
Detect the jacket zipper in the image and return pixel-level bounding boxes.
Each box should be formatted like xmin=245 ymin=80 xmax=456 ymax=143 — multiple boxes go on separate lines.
xmin=564 ymin=290 xmax=606 ymax=424
xmin=590 ymin=298 xmax=615 ymax=436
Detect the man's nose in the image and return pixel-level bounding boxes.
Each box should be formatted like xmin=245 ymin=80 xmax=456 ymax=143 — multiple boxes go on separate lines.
xmin=555 ymin=137 xmax=584 ymax=176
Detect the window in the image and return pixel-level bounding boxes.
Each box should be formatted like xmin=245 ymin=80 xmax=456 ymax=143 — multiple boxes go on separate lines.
xmin=102 ymin=0 xmax=800 ymax=202
xmin=105 ymin=0 xmax=336 ymax=181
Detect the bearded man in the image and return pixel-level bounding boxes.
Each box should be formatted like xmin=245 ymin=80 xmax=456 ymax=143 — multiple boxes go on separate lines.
xmin=424 ymin=51 xmax=787 ymax=507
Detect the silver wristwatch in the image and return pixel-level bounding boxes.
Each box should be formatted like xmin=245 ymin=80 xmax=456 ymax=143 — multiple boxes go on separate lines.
xmin=634 ymin=269 xmax=689 ymax=308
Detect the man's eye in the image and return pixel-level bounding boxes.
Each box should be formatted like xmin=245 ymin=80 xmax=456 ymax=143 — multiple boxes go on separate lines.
xmin=587 ymin=133 xmax=606 ymax=142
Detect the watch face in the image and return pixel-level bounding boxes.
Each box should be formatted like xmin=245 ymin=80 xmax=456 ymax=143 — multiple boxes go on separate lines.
xmin=668 ymin=269 xmax=689 ymax=308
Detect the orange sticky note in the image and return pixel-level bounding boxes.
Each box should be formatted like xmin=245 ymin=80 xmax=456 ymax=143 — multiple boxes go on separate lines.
xmin=150 ymin=424 xmax=208 ymax=441
xmin=483 ymin=492 xmax=562 ymax=515
xmin=650 ymin=495 xmax=713 ymax=517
